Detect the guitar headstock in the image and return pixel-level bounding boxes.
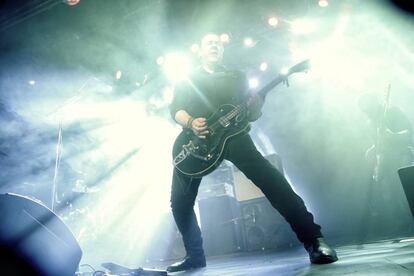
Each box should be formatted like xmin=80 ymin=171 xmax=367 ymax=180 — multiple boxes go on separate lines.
xmin=286 ymin=59 xmax=310 ymax=75
xmin=257 ymin=58 xmax=311 ymax=97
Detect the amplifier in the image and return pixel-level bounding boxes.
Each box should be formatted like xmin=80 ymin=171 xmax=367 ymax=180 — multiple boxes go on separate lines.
xmin=199 ymin=162 xmax=235 ymax=199
xmin=398 ymin=165 xmax=414 ymax=217
xmin=240 ymin=198 xmax=298 ymax=251
xmin=198 ymin=195 xmax=244 ymax=256
xmin=233 ymin=153 xmax=283 ymax=202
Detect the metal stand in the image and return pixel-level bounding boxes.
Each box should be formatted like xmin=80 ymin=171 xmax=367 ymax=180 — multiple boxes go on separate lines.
xmin=48 ymin=77 xmax=99 ymax=212
xmin=51 ymin=122 xmax=63 ymax=212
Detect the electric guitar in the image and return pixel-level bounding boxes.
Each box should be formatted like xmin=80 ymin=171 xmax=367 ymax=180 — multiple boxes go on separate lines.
xmin=172 ymin=59 xmax=310 ymax=177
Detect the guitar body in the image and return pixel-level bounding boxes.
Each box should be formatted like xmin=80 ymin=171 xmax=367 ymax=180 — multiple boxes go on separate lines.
xmin=173 ymin=104 xmax=249 ymax=177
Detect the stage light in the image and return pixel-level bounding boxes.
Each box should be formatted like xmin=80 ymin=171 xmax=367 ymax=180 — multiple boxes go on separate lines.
xmin=291 ymin=19 xmax=317 ymax=34
xmin=267 ymin=16 xmax=279 ymax=27
xmin=156 ymin=56 xmax=165 ymax=65
xmin=220 ymin=33 xmax=230 ymax=44
xmin=248 ymin=78 xmax=259 ymax=89
xmin=191 ymin=43 xmax=199 ymax=53
xmin=115 ymin=70 xmax=122 ymax=80
xmin=259 ymin=62 xmax=268 ymax=72
xmin=28 ymin=80 xmax=36 ymax=85
xmin=64 ymin=0 xmax=80 ymax=6
xmin=163 ymin=53 xmax=191 ymax=81
xmin=318 ymin=0 xmax=329 ymax=8
xmin=244 ymin=37 xmax=256 ymax=48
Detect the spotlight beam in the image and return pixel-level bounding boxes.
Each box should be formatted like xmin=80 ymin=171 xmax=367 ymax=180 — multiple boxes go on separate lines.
xmin=163 ymin=53 xmax=191 ymax=81
xmin=87 ymin=148 xmax=141 ymax=187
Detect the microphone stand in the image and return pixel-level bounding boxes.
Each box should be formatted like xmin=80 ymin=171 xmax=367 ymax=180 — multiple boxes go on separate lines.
xmin=48 ymin=77 xmax=99 ymax=212
xmin=51 ymin=122 xmax=63 ymax=212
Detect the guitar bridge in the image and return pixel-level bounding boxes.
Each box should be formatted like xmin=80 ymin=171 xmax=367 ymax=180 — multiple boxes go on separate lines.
xmin=173 ymin=149 xmax=188 ymax=166
xmin=173 ymin=141 xmax=195 ymax=166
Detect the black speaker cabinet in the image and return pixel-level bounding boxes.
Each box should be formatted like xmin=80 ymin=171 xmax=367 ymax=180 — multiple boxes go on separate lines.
xmin=198 ymin=195 xmax=244 ymax=256
xmin=0 ymin=193 xmax=82 ymax=276
xmin=240 ymin=198 xmax=298 ymax=251
xmin=398 ymin=166 xmax=414 ymax=218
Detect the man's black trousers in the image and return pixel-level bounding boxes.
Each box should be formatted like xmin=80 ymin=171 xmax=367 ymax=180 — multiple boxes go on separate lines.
xmin=170 ymin=133 xmax=322 ymax=257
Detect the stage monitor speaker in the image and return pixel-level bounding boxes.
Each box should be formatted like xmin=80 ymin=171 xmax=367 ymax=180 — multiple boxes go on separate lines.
xmin=233 ymin=153 xmax=283 ymax=202
xmin=0 ymin=193 xmax=82 ymax=276
xmin=198 ymin=195 xmax=244 ymax=256
xmin=398 ymin=166 xmax=414 ymax=218
xmin=240 ymin=198 xmax=298 ymax=251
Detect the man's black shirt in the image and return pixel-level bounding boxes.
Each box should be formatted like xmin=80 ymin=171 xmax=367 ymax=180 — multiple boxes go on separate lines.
xmin=169 ymin=66 xmax=248 ymax=120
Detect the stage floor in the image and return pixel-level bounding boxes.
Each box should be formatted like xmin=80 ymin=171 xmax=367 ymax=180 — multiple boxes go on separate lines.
xmin=161 ymin=237 xmax=414 ymax=276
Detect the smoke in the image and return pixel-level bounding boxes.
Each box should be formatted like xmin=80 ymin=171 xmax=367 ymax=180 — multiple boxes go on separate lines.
xmin=1 ymin=0 xmax=413 ymax=268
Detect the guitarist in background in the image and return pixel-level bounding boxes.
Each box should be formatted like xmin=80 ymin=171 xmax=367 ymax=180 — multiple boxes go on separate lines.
xmin=167 ymin=33 xmax=338 ymax=273
xmin=359 ymin=92 xmax=414 ymax=236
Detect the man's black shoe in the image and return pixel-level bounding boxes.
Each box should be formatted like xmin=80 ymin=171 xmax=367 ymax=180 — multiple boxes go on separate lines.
xmin=166 ymin=255 xmax=206 ymax=273
xmin=304 ymin=238 xmax=338 ymax=264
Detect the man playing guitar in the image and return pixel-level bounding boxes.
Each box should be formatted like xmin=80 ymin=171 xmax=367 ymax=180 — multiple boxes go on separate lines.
xmin=167 ymin=33 xmax=338 ymax=273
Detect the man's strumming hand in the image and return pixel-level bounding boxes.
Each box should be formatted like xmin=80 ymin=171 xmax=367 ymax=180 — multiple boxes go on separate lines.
xmin=189 ymin=117 xmax=209 ymax=138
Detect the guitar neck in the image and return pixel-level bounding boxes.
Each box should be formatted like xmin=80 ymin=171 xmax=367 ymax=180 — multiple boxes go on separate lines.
xmin=221 ymin=60 xmax=309 ymax=122
xmin=225 ymin=75 xmax=290 ymax=121
xmin=257 ymin=74 xmax=286 ymax=98
xmin=257 ymin=59 xmax=309 ymax=98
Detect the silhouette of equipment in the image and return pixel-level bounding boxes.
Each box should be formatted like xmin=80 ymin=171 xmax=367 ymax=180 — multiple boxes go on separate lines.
xmin=0 ymin=193 xmax=82 ymax=276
